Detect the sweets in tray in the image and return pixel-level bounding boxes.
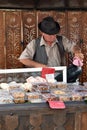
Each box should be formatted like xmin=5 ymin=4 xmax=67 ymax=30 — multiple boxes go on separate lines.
xmin=9 ymin=88 xmax=27 ymax=104
xmin=48 ymin=82 xmax=67 ymax=89
xmin=32 ymin=82 xmax=50 ymax=93
xmin=0 ymin=81 xmax=87 ymax=104
xmin=0 ymin=90 xmax=14 ymax=104
xmin=26 ymin=92 xmax=45 ymax=103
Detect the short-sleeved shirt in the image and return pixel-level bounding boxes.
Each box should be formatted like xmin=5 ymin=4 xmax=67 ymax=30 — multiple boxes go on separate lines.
xmin=19 ymin=35 xmax=76 ymax=67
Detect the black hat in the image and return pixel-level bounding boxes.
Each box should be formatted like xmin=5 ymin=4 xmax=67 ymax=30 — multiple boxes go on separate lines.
xmin=38 ymin=16 xmax=60 ymax=35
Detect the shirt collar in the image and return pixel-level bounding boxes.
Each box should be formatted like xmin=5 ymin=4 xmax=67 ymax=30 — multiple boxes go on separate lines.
xmin=40 ymin=36 xmax=58 ymax=47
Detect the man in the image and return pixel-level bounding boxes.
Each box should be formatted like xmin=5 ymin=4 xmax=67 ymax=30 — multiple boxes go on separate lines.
xmin=19 ymin=16 xmax=84 ymax=83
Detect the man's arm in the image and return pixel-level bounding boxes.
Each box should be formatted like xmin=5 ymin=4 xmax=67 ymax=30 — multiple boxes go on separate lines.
xmin=19 ymin=39 xmax=47 ymax=68
xmin=19 ymin=58 xmax=47 ymax=68
xmin=62 ymin=36 xmax=84 ymax=61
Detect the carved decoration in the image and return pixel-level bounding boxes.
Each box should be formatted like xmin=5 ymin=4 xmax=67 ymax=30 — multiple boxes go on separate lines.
xmin=23 ymin=11 xmax=36 ymax=47
xmin=54 ymin=11 xmax=66 ymax=36
xmin=67 ymin=11 xmax=82 ymax=43
xmin=5 ymin=11 xmax=23 ymax=68
xmin=81 ymin=12 xmax=87 ymax=82
xmin=30 ymin=114 xmax=42 ymax=130
xmin=0 ymin=11 xmax=5 ymax=68
xmin=5 ymin=115 xmax=18 ymax=130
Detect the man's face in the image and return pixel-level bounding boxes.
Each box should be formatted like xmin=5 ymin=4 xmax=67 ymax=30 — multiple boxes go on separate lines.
xmin=42 ymin=33 xmax=56 ymax=44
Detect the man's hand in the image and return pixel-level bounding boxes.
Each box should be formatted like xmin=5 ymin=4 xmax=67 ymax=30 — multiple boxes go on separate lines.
xmin=73 ymin=45 xmax=84 ymax=61
xmin=74 ymin=52 xmax=84 ymax=61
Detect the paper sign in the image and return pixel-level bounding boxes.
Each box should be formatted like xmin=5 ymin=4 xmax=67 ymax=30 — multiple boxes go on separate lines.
xmin=41 ymin=67 xmax=55 ymax=79
xmin=48 ymin=101 xmax=66 ymax=109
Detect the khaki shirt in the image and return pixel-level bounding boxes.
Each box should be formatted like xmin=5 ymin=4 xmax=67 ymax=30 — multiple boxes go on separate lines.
xmin=19 ymin=36 xmax=76 ymax=67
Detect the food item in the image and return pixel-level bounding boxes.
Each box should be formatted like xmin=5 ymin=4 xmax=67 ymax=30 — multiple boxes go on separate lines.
xmin=59 ymin=95 xmax=71 ymax=101
xmin=0 ymin=96 xmax=14 ymax=104
xmin=26 ymin=92 xmax=44 ymax=103
xmin=13 ymin=91 xmax=25 ymax=98
xmin=22 ymin=82 xmax=33 ymax=92
xmin=42 ymin=93 xmax=59 ymax=101
xmin=53 ymin=90 xmax=65 ymax=95
xmin=13 ymin=98 xmax=25 ymax=104
xmin=26 ymin=92 xmax=40 ymax=100
xmin=26 ymin=76 xmax=47 ymax=83
xmin=56 ymin=83 xmax=67 ymax=89
xmin=11 ymin=89 xmax=26 ymax=104
xmin=71 ymin=93 xmax=82 ymax=101
xmin=0 ymin=83 xmax=9 ymax=90
xmin=49 ymin=82 xmax=67 ymax=89
xmin=0 ymin=90 xmax=14 ymax=104
xmin=37 ymin=83 xmax=50 ymax=93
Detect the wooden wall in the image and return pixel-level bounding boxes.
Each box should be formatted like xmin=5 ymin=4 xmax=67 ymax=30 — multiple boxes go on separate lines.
xmin=0 ymin=10 xmax=87 ymax=82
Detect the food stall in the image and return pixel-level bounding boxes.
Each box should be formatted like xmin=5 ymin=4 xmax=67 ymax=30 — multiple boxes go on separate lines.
xmin=0 ymin=0 xmax=87 ymax=130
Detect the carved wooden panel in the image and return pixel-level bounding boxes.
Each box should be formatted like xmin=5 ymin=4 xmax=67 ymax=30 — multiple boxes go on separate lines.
xmin=0 ymin=11 xmax=5 ymax=68
xmin=81 ymin=12 xmax=87 ymax=82
xmin=81 ymin=112 xmax=87 ymax=130
xmin=67 ymin=11 xmax=82 ymax=65
xmin=5 ymin=11 xmax=23 ymax=68
xmin=22 ymin=11 xmax=36 ymax=47
xmin=1 ymin=102 xmax=87 ymax=130
xmin=64 ymin=113 xmax=75 ymax=130
xmin=54 ymin=11 xmax=67 ymax=36
xmin=0 ymin=109 xmax=72 ymax=130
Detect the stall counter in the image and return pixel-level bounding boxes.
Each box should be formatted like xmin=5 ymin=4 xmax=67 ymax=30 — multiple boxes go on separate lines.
xmin=0 ymin=101 xmax=87 ymax=130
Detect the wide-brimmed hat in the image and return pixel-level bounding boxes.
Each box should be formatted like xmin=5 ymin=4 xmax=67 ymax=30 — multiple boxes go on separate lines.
xmin=38 ymin=16 xmax=60 ymax=35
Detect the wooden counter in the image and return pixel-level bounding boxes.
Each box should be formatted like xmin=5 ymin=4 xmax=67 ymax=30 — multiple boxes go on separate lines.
xmin=0 ymin=101 xmax=87 ymax=130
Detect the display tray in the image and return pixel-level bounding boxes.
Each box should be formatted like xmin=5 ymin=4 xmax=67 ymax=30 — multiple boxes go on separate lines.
xmin=0 ymin=81 xmax=87 ymax=104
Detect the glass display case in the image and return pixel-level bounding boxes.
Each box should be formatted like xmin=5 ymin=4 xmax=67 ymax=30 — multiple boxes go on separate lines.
xmin=0 ymin=67 xmax=67 ymax=104
xmin=0 ymin=66 xmax=67 ymax=83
